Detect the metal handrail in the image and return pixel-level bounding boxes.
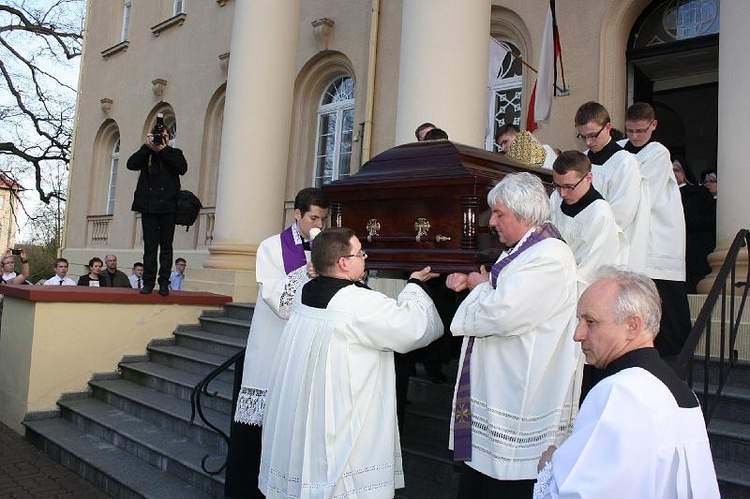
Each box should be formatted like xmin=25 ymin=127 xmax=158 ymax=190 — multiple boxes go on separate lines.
xmin=672 ymin=229 xmax=750 ymax=423
xmin=189 ymin=349 xmax=245 ymax=475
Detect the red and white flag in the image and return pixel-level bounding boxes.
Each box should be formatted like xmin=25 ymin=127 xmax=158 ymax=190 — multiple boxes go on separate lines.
xmin=527 ymin=0 xmax=564 ymax=132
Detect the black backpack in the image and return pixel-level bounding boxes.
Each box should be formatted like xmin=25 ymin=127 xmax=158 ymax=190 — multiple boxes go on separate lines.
xmin=175 ymin=190 xmax=203 ymax=230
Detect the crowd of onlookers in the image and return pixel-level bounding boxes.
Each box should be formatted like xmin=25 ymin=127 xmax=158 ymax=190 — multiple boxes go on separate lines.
xmin=0 ymin=250 xmax=187 ymax=292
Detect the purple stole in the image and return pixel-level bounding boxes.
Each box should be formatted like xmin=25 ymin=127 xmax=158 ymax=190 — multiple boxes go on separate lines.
xmin=279 ymin=225 xmax=307 ymax=274
xmin=453 ymin=222 xmax=563 ymax=461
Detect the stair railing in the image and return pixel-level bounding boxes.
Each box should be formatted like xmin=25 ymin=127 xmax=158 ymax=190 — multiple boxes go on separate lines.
xmin=672 ymin=229 xmax=750 ymax=424
xmin=189 ymin=350 xmax=245 ymax=475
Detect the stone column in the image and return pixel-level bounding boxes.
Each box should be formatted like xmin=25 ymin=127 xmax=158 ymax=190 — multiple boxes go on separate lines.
xmin=394 ymin=0 xmax=491 ymax=147
xmin=698 ymin=0 xmax=750 ymax=293
xmin=203 ymin=1 xmax=301 ymax=270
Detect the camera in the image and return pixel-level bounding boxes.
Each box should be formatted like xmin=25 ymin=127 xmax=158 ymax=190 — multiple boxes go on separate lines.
xmin=151 ymin=113 xmax=165 ymax=146
xmin=10 ymin=249 xmax=21 ymax=255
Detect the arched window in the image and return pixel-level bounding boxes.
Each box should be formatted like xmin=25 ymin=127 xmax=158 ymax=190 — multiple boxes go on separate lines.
xmin=107 ymin=139 xmax=120 ymax=215
xmin=314 ymin=76 xmax=355 ymax=187
xmin=487 ymin=41 xmax=523 ymax=152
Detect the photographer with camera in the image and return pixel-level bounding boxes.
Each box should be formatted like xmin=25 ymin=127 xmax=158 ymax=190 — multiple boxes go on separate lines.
xmin=127 ymin=113 xmax=187 ymax=296
xmin=1 ymin=248 xmax=30 ymax=285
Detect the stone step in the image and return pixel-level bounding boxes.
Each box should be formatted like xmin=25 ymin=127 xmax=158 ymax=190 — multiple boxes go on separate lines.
xmin=197 ymin=316 xmax=251 ymax=339
xmin=714 ymin=458 xmax=750 ymax=499
xmin=709 ymin=418 xmax=750 ymax=466
xmin=694 ymin=383 xmax=750 ymax=425
xmin=147 ymin=343 xmax=236 ymax=385
xmin=23 ymin=417 xmax=214 ymax=499
xmin=89 ymin=377 xmax=230 ymax=455
xmin=58 ymin=397 xmax=224 ymax=496
xmin=173 ymin=326 xmax=246 ymax=358
xmin=689 ymin=358 xmax=750 ymax=387
xmin=118 ymin=360 xmax=234 ymax=415
xmin=221 ymin=302 xmax=255 ymax=323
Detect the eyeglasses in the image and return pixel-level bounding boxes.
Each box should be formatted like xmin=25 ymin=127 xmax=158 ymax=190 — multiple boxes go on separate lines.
xmin=576 ymin=124 xmax=607 ymax=141
xmin=553 ymin=174 xmax=588 ymax=192
xmin=342 ymin=250 xmax=367 ymax=259
xmin=624 ymin=120 xmax=654 ymax=135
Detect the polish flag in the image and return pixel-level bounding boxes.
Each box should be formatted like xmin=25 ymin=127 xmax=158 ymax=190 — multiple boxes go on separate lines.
xmin=527 ymin=0 xmax=563 ymax=132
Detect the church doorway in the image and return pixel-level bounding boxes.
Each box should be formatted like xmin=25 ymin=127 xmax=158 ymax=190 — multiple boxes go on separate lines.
xmin=627 ymin=0 xmax=719 ymax=184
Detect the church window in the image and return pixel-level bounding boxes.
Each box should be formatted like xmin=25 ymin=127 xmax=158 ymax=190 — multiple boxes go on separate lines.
xmin=121 ymin=0 xmax=132 ymax=41
xmin=487 ymin=41 xmax=523 ymax=152
xmin=173 ymin=0 xmax=185 ymax=16
xmin=630 ymin=0 xmax=719 ymax=50
xmin=314 ymin=76 xmax=355 ymax=187
xmin=107 ymin=139 xmax=119 ymax=215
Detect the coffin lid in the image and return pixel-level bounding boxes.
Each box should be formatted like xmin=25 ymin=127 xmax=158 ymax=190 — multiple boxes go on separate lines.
xmin=329 ymin=140 xmax=550 ymax=189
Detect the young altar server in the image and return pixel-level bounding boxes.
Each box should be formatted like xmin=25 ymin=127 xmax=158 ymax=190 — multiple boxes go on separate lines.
xmin=224 ymin=187 xmax=329 ymax=498
xmin=446 ymin=172 xmax=582 ymax=498
xmin=619 ymin=102 xmax=691 ymax=357
xmin=549 ymin=150 xmax=625 ymax=288
xmin=534 ymin=267 xmax=719 ymax=499
xmin=258 ymin=227 xmax=443 ymax=498
xmin=575 ymin=101 xmax=650 ymax=272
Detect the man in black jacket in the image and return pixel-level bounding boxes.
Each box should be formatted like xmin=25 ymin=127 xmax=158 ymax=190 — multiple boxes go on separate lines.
xmin=127 ymin=122 xmax=188 ymax=296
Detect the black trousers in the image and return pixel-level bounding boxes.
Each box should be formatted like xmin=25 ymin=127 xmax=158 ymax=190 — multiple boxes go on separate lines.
xmin=140 ymin=212 xmax=176 ymax=287
xmin=653 ymin=279 xmax=693 ymax=357
xmin=457 ymin=464 xmax=535 ymax=498
xmin=224 ymin=421 xmax=264 ymax=498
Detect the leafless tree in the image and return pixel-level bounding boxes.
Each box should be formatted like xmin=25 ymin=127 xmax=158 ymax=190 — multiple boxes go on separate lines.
xmin=0 ymin=0 xmax=84 ymax=210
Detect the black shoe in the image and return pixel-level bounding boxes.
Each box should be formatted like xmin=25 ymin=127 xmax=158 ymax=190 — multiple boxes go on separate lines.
xmin=140 ymin=285 xmax=154 ymax=294
xmin=158 ymin=286 xmax=169 ymax=296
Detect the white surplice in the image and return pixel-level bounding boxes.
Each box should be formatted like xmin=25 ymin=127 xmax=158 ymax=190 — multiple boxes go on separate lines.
xmin=619 ymin=139 xmax=686 ymax=281
xmin=259 ymin=281 xmax=442 ymax=498
xmin=449 ymin=231 xmax=583 ymax=481
xmin=534 ymin=365 xmax=719 ymax=499
xmin=589 ymin=149 xmax=650 ymax=273
xmin=234 ymin=228 xmax=309 ymax=425
xmin=550 ymin=192 xmax=626 ymax=288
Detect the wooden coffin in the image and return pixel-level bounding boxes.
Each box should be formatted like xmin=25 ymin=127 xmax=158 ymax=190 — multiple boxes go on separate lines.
xmin=322 ymin=140 xmax=553 ymax=272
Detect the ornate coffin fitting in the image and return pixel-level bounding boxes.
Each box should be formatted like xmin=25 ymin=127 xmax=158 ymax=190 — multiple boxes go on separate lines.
xmin=322 ymin=140 xmax=553 ymax=272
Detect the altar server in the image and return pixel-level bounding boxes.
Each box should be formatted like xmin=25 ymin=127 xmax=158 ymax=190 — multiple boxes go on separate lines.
xmin=224 ymin=188 xmax=328 ymax=498
xmin=549 ymin=150 xmax=625 ymax=287
xmin=575 ymin=101 xmax=650 ymax=272
xmin=534 ymin=267 xmax=719 ymax=499
xmin=619 ymin=102 xmax=691 ymax=357
xmin=259 ymin=227 xmax=442 ymax=498
xmin=446 ymin=172 xmax=582 ymax=497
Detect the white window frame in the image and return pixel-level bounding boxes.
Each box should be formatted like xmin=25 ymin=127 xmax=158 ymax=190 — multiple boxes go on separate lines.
xmin=121 ymin=0 xmax=132 ymax=41
xmin=173 ymin=0 xmax=185 ymax=16
xmin=313 ymin=77 xmax=356 ymax=187
xmin=107 ymin=139 xmax=120 ymax=215
xmin=485 ymin=41 xmax=523 ymax=152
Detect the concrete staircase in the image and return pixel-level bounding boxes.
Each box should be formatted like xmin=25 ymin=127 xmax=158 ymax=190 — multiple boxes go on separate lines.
xmin=693 ymin=359 xmax=750 ymax=498
xmin=21 ymin=296 xmax=750 ymax=498
xmin=23 ymin=303 xmax=254 ymax=499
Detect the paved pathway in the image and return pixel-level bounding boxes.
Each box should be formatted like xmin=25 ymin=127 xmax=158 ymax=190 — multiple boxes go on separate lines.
xmin=0 ymin=422 xmax=110 ymax=498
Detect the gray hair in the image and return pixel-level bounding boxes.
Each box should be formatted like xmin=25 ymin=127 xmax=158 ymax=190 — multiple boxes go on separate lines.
xmin=487 ymin=172 xmax=550 ymax=226
xmin=594 ymin=266 xmax=662 ymax=337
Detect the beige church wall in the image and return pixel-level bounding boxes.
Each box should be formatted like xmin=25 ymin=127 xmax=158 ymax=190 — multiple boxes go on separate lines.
xmin=490 ymin=0 xmax=652 ymax=153
xmin=0 ymin=297 xmax=222 ymax=432
xmin=67 ymin=1 xmax=233 ymax=253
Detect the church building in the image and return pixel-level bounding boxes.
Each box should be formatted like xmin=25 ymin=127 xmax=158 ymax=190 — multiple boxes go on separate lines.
xmin=65 ymin=0 xmax=744 ymax=300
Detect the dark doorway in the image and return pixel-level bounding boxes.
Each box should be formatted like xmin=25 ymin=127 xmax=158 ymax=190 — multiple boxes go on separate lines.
xmin=627 ymin=0 xmax=719 ymax=181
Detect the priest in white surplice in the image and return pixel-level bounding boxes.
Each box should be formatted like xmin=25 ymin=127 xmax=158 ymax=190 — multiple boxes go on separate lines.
xmin=534 ymin=268 xmax=719 ymax=499
xmin=549 ymin=150 xmax=625 ymax=288
xmin=259 ymin=227 xmax=443 ymax=499
xmin=446 ymin=173 xmax=582 ymax=498
xmin=224 ymin=188 xmax=329 ymax=498
xmin=575 ymin=101 xmax=650 ymax=272
xmin=619 ymin=102 xmax=692 ymax=357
